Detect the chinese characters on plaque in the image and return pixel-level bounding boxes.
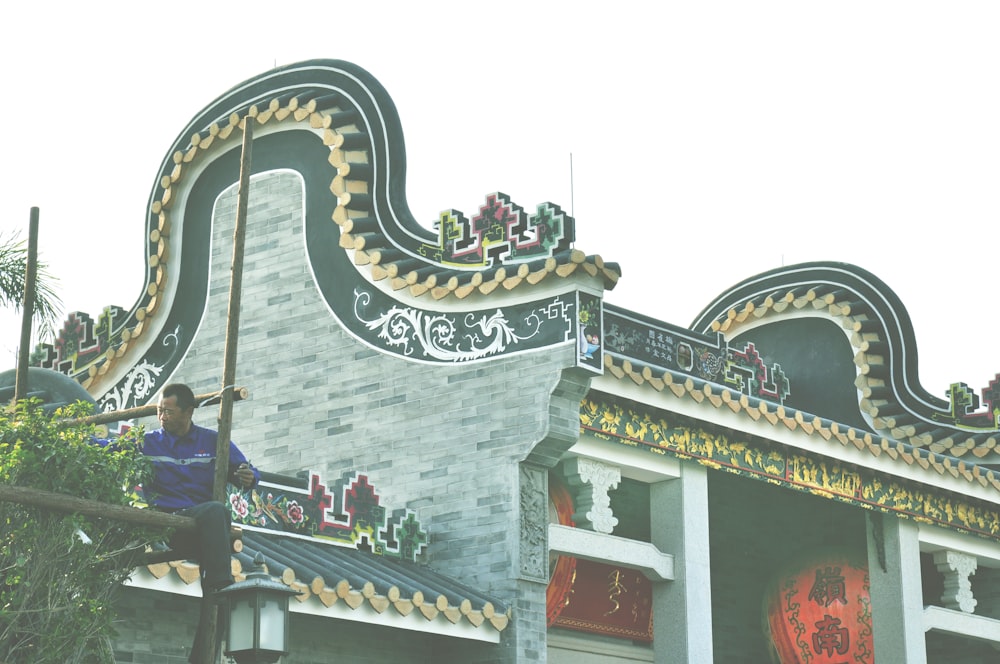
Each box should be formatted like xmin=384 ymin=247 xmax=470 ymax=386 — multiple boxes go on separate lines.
xmin=550 ymin=559 xmax=653 ymax=642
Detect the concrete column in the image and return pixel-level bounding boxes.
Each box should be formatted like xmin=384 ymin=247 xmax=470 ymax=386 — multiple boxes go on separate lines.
xmin=865 ymin=512 xmax=927 ymax=663
xmin=650 ymin=462 xmax=713 ymax=663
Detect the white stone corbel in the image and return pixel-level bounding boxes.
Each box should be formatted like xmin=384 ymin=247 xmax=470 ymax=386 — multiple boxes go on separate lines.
xmin=561 ymin=457 xmax=621 ymax=534
xmin=933 ymin=550 xmax=978 ymax=614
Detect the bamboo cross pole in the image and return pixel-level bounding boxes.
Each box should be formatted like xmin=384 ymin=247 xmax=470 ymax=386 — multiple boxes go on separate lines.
xmin=0 ymin=482 xmax=197 ymax=531
xmin=0 ymin=482 xmax=242 ymax=568
xmin=14 ymin=207 xmax=39 ymax=403
xmin=59 ymin=387 xmax=249 ymax=428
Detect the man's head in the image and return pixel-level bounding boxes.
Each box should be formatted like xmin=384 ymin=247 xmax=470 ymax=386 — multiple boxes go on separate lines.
xmin=158 ymin=383 xmax=196 ymax=436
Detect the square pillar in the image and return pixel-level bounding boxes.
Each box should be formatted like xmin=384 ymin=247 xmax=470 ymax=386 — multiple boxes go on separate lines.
xmin=650 ymin=462 xmax=713 ymax=663
xmin=865 ymin=512 xmax=927 ymax=663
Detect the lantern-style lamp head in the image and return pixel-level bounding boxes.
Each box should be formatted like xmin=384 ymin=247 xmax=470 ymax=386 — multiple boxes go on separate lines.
xmin=217 ymin=552 xmax=299 ymax=663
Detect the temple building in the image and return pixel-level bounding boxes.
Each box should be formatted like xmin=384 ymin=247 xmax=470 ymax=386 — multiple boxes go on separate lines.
xmin=29 ymin=60 xmax=1000 ymax=662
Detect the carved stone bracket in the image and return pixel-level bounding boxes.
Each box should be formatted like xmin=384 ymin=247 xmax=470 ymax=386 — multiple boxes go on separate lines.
xmin=561 ymin=457 xmax=621 ymax=534
xmin=933 ymin=550 xmax=978 ymax=614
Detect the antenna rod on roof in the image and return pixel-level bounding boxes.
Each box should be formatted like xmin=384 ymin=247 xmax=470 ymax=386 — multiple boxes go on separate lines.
xmin=569 ymin=153 xmax=575 ymax=220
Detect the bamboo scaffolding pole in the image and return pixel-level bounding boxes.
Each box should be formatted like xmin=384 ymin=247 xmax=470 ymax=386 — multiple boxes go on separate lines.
xmin=214 ymin=117 xmax=253 ymax=504
xmin=191 ymin=114 xmax=254 ymax=664
xmin=14 ymin=207 xmax=39 ymax=403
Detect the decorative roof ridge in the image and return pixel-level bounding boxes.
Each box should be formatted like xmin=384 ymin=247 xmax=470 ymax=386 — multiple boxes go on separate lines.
xmin=31 ymin=61 xmax=619 ymax=384
xmin=601 ymin=354 xmax=1000 ymax=492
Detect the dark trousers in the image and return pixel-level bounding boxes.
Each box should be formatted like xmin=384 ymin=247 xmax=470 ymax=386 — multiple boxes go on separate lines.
xmin=169 ymin=501 xmax=233 ymax=592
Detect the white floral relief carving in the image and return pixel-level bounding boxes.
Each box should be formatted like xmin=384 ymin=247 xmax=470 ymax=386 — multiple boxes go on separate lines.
xmin=564 ymin=458 xmax=621 ymax=534
xmin=99 ymin=359 xmax=165 ymax=412
xmin=354 ymin=290 xmax=547 ymax=362
xmin=98 ymin=325 xmax=179 ymax=412
xmin=933 ymin=550 xmax=978 ymax=614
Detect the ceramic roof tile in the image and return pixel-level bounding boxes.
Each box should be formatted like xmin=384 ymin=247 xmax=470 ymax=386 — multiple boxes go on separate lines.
xmin=599 ymin=354 xmax=1000 ymax=493
xmin=143 ymin=529 xmax=510 ymax=635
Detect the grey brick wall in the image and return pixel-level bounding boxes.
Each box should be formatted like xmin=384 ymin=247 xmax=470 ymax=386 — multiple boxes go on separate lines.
xmin=112 ymin=588 xmax=199 ymax=663
xmin=119 ymin=170 xmax=589 ymax=662
xmin=112 ymin=587 xmax=493 ymax=663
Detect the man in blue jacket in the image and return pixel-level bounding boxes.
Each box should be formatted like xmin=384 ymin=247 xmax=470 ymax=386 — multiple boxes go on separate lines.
xmin=145 ymin=383 xmax=259 ymax=595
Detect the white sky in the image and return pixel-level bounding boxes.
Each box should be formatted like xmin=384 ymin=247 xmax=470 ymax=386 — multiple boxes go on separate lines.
xmin=2 ymin=2 xmax=999 ymax=399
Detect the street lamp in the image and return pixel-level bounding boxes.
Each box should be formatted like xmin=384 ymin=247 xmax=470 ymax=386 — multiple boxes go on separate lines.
xmin=217 ymin=552 xmax=300 ymax=663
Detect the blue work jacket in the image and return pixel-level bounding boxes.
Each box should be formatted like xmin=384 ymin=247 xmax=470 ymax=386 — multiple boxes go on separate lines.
xmin=140 ymin=423 xmax=259 ymax=511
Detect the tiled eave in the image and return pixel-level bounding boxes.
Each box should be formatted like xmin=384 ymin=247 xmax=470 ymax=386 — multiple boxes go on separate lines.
xmin=352 ymin=243 xmax=620 ymax=301
xmin=599 ymin=354 xmax=1000 ymax=494
xmin=133 ymin=530 xmax=509 ymax=641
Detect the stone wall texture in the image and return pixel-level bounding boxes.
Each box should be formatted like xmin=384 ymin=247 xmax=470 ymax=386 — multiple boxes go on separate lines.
xmin=112 ymin=170 xmax=584 ymax=663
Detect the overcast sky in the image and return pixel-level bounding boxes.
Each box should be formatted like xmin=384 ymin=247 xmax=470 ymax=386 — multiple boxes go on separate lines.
xmin=2 ymin=2 xmax=999 ymax=398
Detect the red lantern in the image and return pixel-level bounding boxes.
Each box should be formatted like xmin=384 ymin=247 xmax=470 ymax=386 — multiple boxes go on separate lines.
xmin=762 ymin=549 xmax=873 ymax=663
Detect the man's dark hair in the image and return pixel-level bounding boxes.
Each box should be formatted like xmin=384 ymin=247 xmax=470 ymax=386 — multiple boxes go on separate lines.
xmin=161 ymin=383 xmax=196 ymax=410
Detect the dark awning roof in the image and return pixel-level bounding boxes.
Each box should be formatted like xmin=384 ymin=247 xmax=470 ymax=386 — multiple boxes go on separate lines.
xmin=137 ymin=528 xmax=510 ymax=640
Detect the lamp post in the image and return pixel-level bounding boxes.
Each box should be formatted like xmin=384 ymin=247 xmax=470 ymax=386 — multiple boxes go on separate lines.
xmin=217 ymin=552 xmax=299 ymax=663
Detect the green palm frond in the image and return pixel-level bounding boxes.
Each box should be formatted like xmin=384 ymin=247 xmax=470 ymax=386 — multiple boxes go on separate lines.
xmin=0 ymin=232 xmax=63 ymax=340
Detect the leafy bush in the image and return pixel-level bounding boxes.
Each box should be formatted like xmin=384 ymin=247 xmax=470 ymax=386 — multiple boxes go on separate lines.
xmin=0 ymin=399 xmax=154 ymax=663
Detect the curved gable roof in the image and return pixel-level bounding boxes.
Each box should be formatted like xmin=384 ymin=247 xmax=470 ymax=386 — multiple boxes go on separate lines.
xmin=32 ymin=60 xmax=619 ymax=402
xmin=598 ymin=261 xmax=1000 ymax=492
xmin=26 ymin=62 xmax=1000 ymax=490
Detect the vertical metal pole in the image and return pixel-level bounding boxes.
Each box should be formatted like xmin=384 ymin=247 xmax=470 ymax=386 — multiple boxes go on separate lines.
xmin=14 ymin=207 xmax=39 ymax=403
xmin=191 ymin=117 xmax=253 ymax=664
